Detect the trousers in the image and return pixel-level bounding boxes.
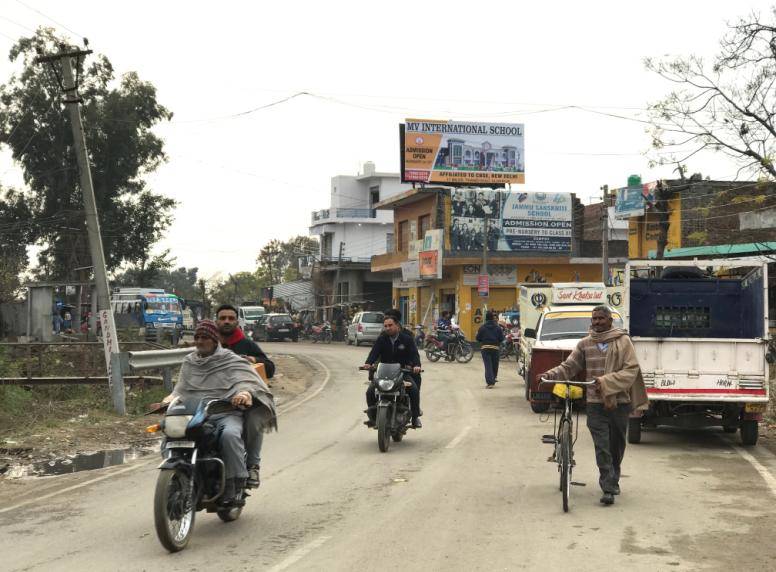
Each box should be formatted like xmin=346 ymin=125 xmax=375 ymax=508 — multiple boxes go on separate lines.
xmin=213 ymin=414 xmax=248 ymax=480
xmin=481 ymin=349 xmax=500 ymax=385
xmin=586 ymin=403 xmax=629 ymax=493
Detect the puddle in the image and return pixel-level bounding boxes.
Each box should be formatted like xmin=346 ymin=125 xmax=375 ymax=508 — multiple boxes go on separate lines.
xmin=3 ymin=445 xmax=158 ymax=479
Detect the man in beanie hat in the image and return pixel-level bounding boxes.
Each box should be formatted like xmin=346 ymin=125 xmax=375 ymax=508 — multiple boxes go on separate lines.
xmin=162 ymin=319 xmax=276 ymax=505
xmin=476 ymin=310 xmax=505 ymax=388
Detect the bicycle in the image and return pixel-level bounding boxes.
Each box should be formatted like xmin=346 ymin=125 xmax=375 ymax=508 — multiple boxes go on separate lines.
xmin=539 ymin=377 xmax=596 ymax=513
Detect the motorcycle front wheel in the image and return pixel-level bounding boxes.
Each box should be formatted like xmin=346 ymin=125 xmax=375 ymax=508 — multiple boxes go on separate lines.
xmin=377 ymin=407 xmax=391 ymax=453
xmin=425 ymin=348 xmax=441 ymax=362
xmin=324 ymin=331 xmax=332 ymax=344
xmin=154 ymin=469 xmax=195 ymax=552
xmin=455 ymin=342 xmax=474 ymax=363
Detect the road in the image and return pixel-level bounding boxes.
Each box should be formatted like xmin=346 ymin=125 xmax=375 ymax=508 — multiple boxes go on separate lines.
xmin=2 ymin=342 xmax=776 ymax=571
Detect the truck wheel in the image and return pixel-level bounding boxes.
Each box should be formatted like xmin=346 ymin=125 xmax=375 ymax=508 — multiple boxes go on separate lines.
xmin=627 ymin=417 xmax=642 ymax=444
xmin=741 ymin=420 xmax=759 ymax=446
xmin=530 ymin=400 xmax=549 ymax=413
xmin=723 ymin=425 xmax=738 ymax=434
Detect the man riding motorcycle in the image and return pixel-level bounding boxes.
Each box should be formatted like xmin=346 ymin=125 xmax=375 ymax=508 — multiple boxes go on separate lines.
xmin=436 ymin=310 xmax=453 ymax=358
xmin=161 ymin=320 xmax=276 ymax=505
xmin=215 ymin=304 xmax=275 ymax=489
xmin=363 ymin=310 xmax=423 ymax=428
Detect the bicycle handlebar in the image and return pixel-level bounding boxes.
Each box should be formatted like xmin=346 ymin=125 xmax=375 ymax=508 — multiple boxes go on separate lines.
xmin=538 ymin=377 xmax=597 ymax=387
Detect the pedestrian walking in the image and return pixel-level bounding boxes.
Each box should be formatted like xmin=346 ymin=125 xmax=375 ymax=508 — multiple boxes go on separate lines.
xmin=52 ymin=304 xmax=62 ymax=335
xmin=476 ymin=311 xmax=504 ymax=388
xmin=540 ymin=305 xmax=648 ymax=506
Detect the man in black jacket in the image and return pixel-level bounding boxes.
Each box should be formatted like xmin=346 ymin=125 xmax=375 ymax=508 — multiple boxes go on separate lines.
xmin=362 ymin=311 xmax=423 ymax=428
xmin=476 ymin=311 xmax=505 ymax=388
xmin=216 ymin=304 xmax=276 ymax=488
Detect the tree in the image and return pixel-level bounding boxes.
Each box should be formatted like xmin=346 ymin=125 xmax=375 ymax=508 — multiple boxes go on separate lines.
xmin=0 ymin=186 xmax=31 ymax=302
xmin=257 ymin=235 xmax=318 ymax=285
xmin=646 ymin=8 xmax=776 ymax=180
xmin=209 ymin=271 xmax=267 ymax=307
xmin=0 ymin=29 xmax=175 ymax=281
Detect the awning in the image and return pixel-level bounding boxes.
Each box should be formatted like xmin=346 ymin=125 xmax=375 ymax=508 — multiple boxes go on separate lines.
xmin=648 ymin=242 xmax=776 ymax=259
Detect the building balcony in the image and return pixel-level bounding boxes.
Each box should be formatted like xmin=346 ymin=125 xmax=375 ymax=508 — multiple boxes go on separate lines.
xmin=311 ymin=208 xmax=378 ymax=225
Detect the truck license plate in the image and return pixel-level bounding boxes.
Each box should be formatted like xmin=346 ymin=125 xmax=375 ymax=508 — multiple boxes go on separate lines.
xmin=745 ymin=403 xmax=767 ymax=413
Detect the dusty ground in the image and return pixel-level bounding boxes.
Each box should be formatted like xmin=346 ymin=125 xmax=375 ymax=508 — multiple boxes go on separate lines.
xmin=0 ymin=353 xmax=316 ymax=478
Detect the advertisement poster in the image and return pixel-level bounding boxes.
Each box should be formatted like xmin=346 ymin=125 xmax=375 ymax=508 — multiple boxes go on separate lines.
xmin=418 ymin=250 xmax=442 ymax=279
xmin=614 ymin=181 xmax=657 ymax=219
xmin=450 ymin=189 xmax=572 ymax=253
xmin=401 ymin=260 xmax=420 ymax=281
xmin=401 ymin=119 xmax=525 ymax=185
xmin=462 ymin=264 xmax=518 ymax=286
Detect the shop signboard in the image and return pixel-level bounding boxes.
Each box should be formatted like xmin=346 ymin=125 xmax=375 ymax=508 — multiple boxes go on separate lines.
xmin=418 ymin=250 xmax=442 ymax=279
xmin=401 ymin=260 xmax=420 ymax=281
xmin=462 ymin=264 xmax=518 ymax=286
xmin=477 ymin=275 xmax=489 ymax=297
xmin=401 ymin=119 xmax=525 ymax=185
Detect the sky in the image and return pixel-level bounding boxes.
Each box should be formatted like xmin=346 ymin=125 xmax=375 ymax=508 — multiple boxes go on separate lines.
xmin=0 ymin=0 xmax=772 ymax=279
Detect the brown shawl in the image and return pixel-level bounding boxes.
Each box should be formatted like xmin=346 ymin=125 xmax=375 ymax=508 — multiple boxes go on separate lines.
xmin=589 ymin=328 xmax=648 ymax=411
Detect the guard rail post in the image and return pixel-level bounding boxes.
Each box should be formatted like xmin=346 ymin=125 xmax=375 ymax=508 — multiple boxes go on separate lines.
xmin=162 ymin=367 xmax=173 ymax=392
xmin=110 ymin=352 xmax=126 ymax=415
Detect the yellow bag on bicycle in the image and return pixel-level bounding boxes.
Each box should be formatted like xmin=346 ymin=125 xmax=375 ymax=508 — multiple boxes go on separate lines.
xmin=552 ymin=383 xmax=584 ymax=400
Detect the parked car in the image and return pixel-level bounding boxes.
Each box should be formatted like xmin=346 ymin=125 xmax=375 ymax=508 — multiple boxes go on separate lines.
xmin=238 ymin=305 xmax=266 ymax=337
xmin=253 ymin=313 xmax=298 ymax=342
xmin=347 ymin=311 xmax=385 ymax=346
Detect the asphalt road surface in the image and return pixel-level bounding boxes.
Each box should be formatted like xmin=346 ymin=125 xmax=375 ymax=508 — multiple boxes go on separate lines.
xmin=2 ymin=342 xmax=776 ymax=571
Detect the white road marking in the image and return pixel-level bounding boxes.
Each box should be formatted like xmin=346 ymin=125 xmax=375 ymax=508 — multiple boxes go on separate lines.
xmin=732 ymin=446 xmax=776 ymax=498
xmin=446 ymin=425 xmax=472 ymax=449
xmin=266 ymin=534 xmax=332 ymax=572
xmin=0 ymin=353 xmax=332 ymax=514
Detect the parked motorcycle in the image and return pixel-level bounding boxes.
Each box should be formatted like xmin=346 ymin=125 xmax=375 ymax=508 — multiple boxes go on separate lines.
xmin=360 ymin=364 xmax=421 ymax=452
xmin=310 ymin=321 xmax=333 ymax=344
xmin=499 ymin=326 xmax=521 ymax=360
xmin=424 ymin=325 xmax=474 ymax=363
xmin=146 ymin=398 xmax=252 ymax=552
xmin=414 ymin=324 xmax=426 ymax=348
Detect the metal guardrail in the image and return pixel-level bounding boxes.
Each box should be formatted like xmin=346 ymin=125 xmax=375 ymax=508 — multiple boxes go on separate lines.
xmin=126 ymin=347 xmax=194 ymax=370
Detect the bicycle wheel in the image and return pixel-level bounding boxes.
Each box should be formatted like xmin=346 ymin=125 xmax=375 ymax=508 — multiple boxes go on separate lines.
xmin=559 ymin=419 xmax=572 ymax=513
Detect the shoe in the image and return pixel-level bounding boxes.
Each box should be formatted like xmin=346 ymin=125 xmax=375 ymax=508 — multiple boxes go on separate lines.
xmin=486 ymin=384 xmax=494 ymax=389
xmin=612 ymin=484 xmax=621 ymax=495
xmin=219 ymin=478 xmax=238 ymax=506
xmin=412 ymin=418 xmax=422 ymax=429
xmin=364 ymin=419 xmax=375 ymax=428
xmin=600 ymin=492 xmax=615 ymax=505
xmin=246 ymin=465 xmax=260 ymax=489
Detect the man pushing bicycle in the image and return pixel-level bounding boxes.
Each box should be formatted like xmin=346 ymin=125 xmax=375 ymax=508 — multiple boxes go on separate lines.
xmin=540 ymin=305 xmax=647 ymax=506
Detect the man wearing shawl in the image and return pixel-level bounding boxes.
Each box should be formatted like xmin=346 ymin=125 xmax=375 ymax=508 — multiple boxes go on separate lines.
xmin=541 ymin=306 xmax=647 ymax=506
xmin=162 ymin=320 xmax=277 ymax=505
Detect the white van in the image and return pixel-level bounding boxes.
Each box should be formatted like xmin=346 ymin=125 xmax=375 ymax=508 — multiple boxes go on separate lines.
xmin=238 ymin=306 xmax=266 ymax=335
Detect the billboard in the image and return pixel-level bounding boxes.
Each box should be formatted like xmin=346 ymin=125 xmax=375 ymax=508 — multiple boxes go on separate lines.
xmin=450 ymin=189 xmax=572 ymax=253
xmin=418 ymin=250 xmax=441 ymax=278
xmin=615 ymin=181 xmax=657 ymax=219
xmin=401 ymin=119 xmax=525 ymax=185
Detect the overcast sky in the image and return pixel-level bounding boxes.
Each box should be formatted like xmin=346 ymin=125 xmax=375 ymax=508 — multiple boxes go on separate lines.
xmin=0 ymin=0 xmax=771 ymax=279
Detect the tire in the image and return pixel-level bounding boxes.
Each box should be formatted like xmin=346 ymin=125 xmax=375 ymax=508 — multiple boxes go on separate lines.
xmin=560 ymin=421 xmax=572 ymax=513
xmin=627 ymin=417 xmax=642 ymax=444
xmin=347 ymin=336 xmax=353 ymax=345
xmin=455 ymin=342 xmax=474 ymax=363
xmin=217 ymin=503 xmax=243 ymax=523
xmin=392 ymin=431 xmax=404 ymax=442
xmin=377 ymin=407 xmax=391 ymax=453
xmin=741 ymin=420 xmax=759 ymax=446
xmin=426 ymin=349 xmax=441 ymax=362
xmin=723 ymin=425 xmax=738 ymax=433
xmin=324 ymin=332 xmax=332 ymax=344
xmin=530 ymin=400 xmax=550 ymax=413
xmin=154 ymin=469 xmax=195 ymax=553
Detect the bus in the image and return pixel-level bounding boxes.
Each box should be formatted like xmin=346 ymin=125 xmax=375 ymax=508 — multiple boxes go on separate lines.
xmin=112 ymin=288 xmax=184 ymax=331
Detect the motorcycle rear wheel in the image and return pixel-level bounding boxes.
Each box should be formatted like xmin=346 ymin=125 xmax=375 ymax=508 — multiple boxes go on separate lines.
xmin=154 ymin=469 xmax=195 ymax=553
xmin=455 ymin=343 xmax=474 ymax=363
xmin=324 ymin=332 xmax=332 ymax=344
xmin=425 ymin=348 xmax=441 ymax=362
xmin=377 ymin=407 xmax=391 ymax=453
xmin=217 ymin=500 xmax=243 ymax=522
xmin=392 ymin=431 xmax=404 ymax=442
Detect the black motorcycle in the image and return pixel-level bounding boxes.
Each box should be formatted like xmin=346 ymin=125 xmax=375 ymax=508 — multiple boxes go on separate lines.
xmin=361 ymin=364 xmax=420 ymax=453
xmin=147 ymin=398 xmax=251 ymax=552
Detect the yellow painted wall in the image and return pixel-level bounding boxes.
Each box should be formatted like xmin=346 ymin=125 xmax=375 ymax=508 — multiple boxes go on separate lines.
xmin=628 ymin=197 xmax=682 ymax=258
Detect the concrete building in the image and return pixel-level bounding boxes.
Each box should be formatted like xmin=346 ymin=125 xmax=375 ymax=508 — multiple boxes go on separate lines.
xmin=309 ymin=162 xmax=413 ymax=317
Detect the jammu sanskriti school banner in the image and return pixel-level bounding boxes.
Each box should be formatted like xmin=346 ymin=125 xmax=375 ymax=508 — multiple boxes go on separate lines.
xmin=401 ymin=119 xmax=525 ymax=185
xmin=450 ymin=189 xmax=572 ymax=253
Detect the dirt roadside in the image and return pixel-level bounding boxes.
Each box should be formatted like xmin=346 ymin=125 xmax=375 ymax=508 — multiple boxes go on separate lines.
xmin=0 ymin=352 xmax=317 ymax=500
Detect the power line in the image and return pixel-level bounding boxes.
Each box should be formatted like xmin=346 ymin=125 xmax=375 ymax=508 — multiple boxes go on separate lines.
xmin=14 ymin=0 xmax=84 ymax=39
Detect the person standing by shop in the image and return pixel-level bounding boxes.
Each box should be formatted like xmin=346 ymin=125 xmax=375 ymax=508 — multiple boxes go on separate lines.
xmin=476 ymin=311 xmax=504 ymax=388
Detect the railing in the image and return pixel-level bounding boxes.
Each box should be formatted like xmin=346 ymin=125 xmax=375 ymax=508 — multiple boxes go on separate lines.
xmin=311 ymin=208 xmax=376 ymax=223
xmin=320 ymin=256 xmax=373 ymax=264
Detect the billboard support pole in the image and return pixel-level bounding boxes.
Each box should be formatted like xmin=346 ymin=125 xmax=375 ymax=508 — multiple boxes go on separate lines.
xmin=601 ymin=185 xmax=610 ymax=286
xmin=482 ymin=218 xmax=489 ymax=312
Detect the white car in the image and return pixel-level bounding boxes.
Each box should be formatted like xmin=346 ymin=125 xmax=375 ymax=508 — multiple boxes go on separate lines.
xmin=347 ymin=311 xmax=385 ymax=346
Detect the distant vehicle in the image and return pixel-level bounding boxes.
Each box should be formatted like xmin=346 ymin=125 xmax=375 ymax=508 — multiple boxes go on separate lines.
xmin=347 ymin=311 xmax=384 ymax=346
xmin=238 ymin=306 xmax=266 ymax=337
xmin=253 ymin=313 xmax=298 ymax=342
xmin=111 ymin=287 xmax=183 ymax=332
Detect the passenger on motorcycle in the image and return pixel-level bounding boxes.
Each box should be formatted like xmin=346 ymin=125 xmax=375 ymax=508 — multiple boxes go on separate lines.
xmin=215 ymin=304 xmax=275 ymax=488
xmin=161 ymin=320 xmax=277 ymax=505
xmin=363 ymin=310 xmax=423 ymax=428
xmin=436 ymin=310 xmax=453 ymax=356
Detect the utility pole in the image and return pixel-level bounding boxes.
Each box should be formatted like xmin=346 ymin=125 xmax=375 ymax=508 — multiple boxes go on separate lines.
xmin=36 ymin=45 xmax=124 ymax=414
xmin=481 ymin=217 xmax=489 ymax=312
xmin=333 ymin=241 xmax=345 ymax=317
xmin=601 ymin=184 xmax=610 ymax=286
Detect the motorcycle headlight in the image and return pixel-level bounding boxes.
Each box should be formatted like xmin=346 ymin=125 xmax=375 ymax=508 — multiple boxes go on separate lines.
xmin=163 ymin=415 xmax=193 ymax=438
xmin=377 ymin=378 xmax=397 ymax=392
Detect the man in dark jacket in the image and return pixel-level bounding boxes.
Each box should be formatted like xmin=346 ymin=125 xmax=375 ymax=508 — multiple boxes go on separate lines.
xmin=216 ymin=304 xmax=276 ymax=488
xmin=363 ymin=310 xmax=423 ymax=428
xmin=476 ymin=311 xmax=505 ymax=388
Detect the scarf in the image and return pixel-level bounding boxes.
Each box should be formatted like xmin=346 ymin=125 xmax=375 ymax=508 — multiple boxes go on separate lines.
xmin=223 ymin=327 xmax=246 ymax=347
xmin=589 ymin=328 xmax=648 ymax=411
xmin=173 ymin=345 xmax=277 ymax=431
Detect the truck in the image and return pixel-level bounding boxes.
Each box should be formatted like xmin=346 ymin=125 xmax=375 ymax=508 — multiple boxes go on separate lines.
xmin=519 ymin=282 xmax=626 ymax=413
xmin=626 ymin=259 xmax=773 ymax=446
xmin=238 ymin=305 xmax=266 ymax=337
xmin=111 ymin=288 xmax=184 ymax=334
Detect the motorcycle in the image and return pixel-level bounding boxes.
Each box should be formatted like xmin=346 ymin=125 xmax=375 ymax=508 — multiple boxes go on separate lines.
xmin=310 ymin=321 xmax=332 ymax=344
xmin=499 ymin=326 xmax=521 ymax=360
xmin=146 ymin=397 xmax=252 ymax=552
xmin=360 ymin=364 xmax=421 ymax=452
xmin=424 ymin=325 xmax=474 ymax=363
xmin=414 ymin=324 xmax=426 ymax=348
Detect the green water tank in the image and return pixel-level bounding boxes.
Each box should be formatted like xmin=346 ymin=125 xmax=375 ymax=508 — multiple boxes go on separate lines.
xmin=627 ymin=174 xmax=642 ymax=187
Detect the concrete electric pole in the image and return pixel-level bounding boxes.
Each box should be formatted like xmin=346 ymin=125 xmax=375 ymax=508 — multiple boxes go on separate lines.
xmin=36 ymin=46 xmax=124 ymax=414
xmin=601 ymin=185 xmax=610 ymax=286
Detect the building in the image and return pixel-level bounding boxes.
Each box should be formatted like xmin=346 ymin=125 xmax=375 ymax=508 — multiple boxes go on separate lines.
xmin=309 ymin=162 xmax=413 ymax=318
xmin=371 ymin=187 xmax=628 ymax=340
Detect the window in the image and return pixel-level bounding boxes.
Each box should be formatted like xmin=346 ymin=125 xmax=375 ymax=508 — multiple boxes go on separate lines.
xmin=386 ymin=233 xmax=394 ymax=252
xmin=369 ymin=186 xmax=380 ymax=207
xmin=655 ymin=307 xmax=710 ymax=330
xmin=419 ymin=214 xmax=431 ymax=238
xmin=398 ymin=220 xmax=409 ymax=251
